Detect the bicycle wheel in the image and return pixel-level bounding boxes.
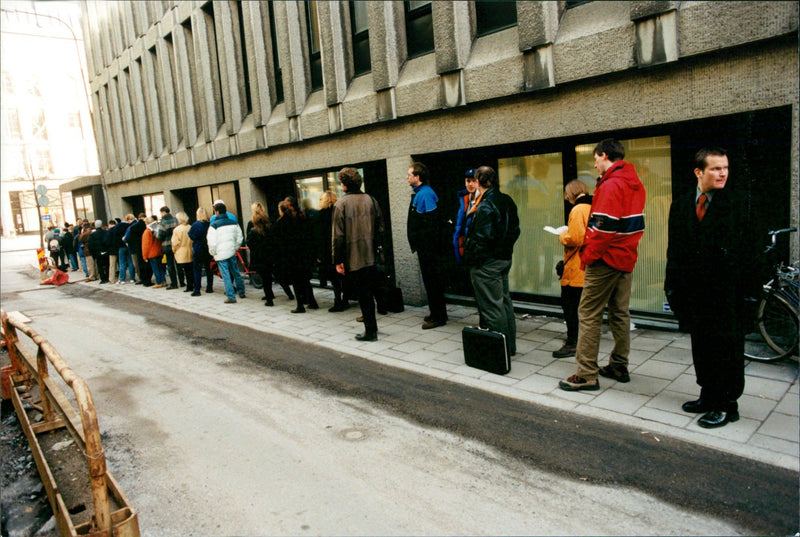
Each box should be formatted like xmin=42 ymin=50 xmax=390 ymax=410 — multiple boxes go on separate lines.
xmin=249 ymin=272 xmax=263 ymax=289
xmin=759 ymin=292 xmax=798 ymax=360
xmin=745 ymin=294 xmax=798 ymax=362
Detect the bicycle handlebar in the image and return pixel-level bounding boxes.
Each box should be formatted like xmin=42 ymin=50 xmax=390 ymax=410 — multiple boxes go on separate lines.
xmin=769 ymin=227 xmax=797 ymax=246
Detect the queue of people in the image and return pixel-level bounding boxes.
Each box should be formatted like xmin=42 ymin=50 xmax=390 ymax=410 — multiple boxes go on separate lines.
xmin=73 ymin=139 xmax=752 ymax=429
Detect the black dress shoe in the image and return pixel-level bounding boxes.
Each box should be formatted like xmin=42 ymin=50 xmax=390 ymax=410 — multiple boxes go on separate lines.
xmin=682 ymin=398 xmax=713 ymax=413
xmin=355 ymin=332 xmax=377 ymax=342
xmin=697 ymin=409 xmax=739 ymax=429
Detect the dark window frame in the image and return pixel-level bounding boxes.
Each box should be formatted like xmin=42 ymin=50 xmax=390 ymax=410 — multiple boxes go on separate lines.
xmin=267 ymin=1 xmax=284 ymax=104
xmin=475 ymin=0 xmax=518 ymax=37
xmin=404 ymin=1 xmax=434 ymax=59
xmin=305 ymin=1 xmax=324 ymax=91
xmin=349 ymin=0 xmax=371 ymax=76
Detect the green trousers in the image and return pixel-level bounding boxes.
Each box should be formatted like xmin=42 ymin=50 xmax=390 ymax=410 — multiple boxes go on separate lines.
xmin=470 ymin=258 xmax=516 ymax=355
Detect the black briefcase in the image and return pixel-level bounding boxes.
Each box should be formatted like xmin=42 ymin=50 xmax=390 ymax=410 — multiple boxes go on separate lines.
xmin=462 ymin=326 xmax=510 ymax=375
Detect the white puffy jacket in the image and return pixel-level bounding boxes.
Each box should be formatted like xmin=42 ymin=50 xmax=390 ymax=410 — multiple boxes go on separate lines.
xmin=207 ymin=213 xmax=243 ymax=261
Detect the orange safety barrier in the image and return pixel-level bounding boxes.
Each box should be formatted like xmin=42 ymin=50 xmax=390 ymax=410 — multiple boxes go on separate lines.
xmin=1 ymin=310 xmax=140 ymax=537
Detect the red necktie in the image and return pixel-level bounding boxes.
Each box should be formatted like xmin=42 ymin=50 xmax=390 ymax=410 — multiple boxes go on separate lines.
xmin=696 ymin=193 xmax=707 ymax=222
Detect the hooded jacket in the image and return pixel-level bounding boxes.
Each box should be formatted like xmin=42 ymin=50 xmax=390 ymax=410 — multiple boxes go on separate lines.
xmin=580 ymin=160 xmax=646 ymax=272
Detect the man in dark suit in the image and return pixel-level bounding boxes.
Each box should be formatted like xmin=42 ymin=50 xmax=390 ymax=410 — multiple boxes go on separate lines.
xmin=664 ymin=147 xmax=758 ymax=428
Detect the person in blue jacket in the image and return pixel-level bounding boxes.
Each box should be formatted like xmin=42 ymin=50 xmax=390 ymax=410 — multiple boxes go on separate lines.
xmin=453 ymin=168 xmax=479 ymax=262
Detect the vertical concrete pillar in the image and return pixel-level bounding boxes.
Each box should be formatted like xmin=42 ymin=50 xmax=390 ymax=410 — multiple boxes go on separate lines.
xmin=131 ymin=1 xmax=149 ymax=37
xmin=367 ymin=2 xmax=406 ymax=120
xmin=518 ymin=1 xmax=560 ymax=91
xmin=274 ymin=1 xmax=311 ymax=119
xmin=79 ymin=3 xmax=99 ymax=77
xmin=317 ymin=1 xmax=353 ymax=133
xmin=432 ymin=1 xmax=474 ymax=108
xmin=173 ymin=14 xmax=200 ymax=147
xmin=117 ymin=56 xmax=138 ymax=164
xmin=106 ymin=74 xmax=129 ymax=167
xmin=128 ymin=50 xmax=151 ymax=161
xmin=97 ymin=86 xmax=118 ymax=171
xmin=140 ymin=45 xmax=164 ymax=157
xmin=90 ymin=91 xmax=109 ymax=173
xmin=193 ymin=8 xmax=224 ymax=142
xmin=155 ymin=33 xmax=181 ymax=153
xmin=212 ymin=1 xmax=247 ymax=135
xmin=386 ymin=155 xmax=425 ymax=305
xmin=240 ymin=1 xmax=276 ymax=129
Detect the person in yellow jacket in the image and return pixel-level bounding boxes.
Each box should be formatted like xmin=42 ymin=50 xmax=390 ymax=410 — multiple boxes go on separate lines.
xmin=553 ymin=180 xmax=592 ymax=358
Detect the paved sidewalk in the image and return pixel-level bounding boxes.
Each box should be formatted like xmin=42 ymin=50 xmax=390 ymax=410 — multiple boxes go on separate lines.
xmin=64 ymin=272 xmax=799 ymax=472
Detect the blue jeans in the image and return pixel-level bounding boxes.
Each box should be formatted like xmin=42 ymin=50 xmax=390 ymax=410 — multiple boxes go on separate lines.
xmin=118 ymin=247 xmax=135 ymax=282
xmin=78 ymin=250 xmax=88 ymax=276
xmin=67 ymin=252 xmax=79 ymax=271
xmin=149 ymin=258 xmax=166 ymax=285
xmin=216 ymin=256 xmax=245 ymax=300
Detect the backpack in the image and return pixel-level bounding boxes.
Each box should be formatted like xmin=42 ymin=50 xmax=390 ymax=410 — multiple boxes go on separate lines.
xmin=49 ymin=238 xmax=61 ymax=252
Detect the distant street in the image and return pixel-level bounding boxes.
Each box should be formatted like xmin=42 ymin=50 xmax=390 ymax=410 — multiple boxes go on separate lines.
xmin=1 ymin=243 xmax=796 ymax=536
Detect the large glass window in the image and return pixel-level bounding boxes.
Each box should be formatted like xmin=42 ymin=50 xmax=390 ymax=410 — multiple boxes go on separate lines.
xmin=475 ymin=0 xmax=517 ymax=37
xmin=575 ymin=135 xmax=671 ymax=314
xmin=350 ymin=1 xmax=371 ymax=75
xmin=405 ymin=1 xmax=434 ymax=58
xmin=196 ymin=182 xmax=238 ymax=219
xmin=499 ymin=152 xmax=565 ymax=297
xmin=295 ymin=171 xmax=349 ymax=211
xmin=74 ymin=193 xmax=95 ymax=222
xmin=143 ymin=193 xmax=165 ymax=218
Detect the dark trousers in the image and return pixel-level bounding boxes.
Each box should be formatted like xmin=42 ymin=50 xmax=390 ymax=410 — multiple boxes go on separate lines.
xmin=164 ymin=249 xmax=179 ymax=287
xmin=350 ymin=266 xmax=380 ymax=334
xmin=98 ymin=253 xmax=109 ymax=282
xmin=137 ymin=252 xmax=152 ymax=284
xmin=257 ymin=267 xmax=274 ymax=300
xmin=178 ymin=262 xmax=194 ymax=291
xmin=560 ymin=285 xmax=583 ymax=345
xmin=690 ymin=329 xmax=745 ymax=410
xmin=417 ymin=249 xmax=447 ymax=322
xmin=193 ymin=257 xmax=213 ymax=292
xmin=291 ymin=274 xmax=316 ymax=308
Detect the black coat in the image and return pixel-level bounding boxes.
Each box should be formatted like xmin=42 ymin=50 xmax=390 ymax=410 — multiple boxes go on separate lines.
xmin=664 ymin=187 xmax=759 ymax=333
xmin=272 ymin=214 xmax=314 ymax=280
xmin=246 ymin=226 xmax=275 ymax=272
xmin=463 ymin=187 xmax=521 ymax=266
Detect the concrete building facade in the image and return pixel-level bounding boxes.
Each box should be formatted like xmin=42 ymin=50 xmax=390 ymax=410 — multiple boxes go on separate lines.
xmin=76 ymin=0 xmax=799 ymax=318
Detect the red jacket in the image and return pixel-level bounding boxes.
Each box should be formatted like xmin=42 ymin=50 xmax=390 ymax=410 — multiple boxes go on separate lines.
xmin=580 ymin=160 xmax=646 ymax=272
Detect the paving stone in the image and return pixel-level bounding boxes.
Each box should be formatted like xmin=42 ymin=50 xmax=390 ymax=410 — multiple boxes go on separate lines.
xmin=505 ymin=361 xmax=541 ymax=380
xmin=425 ymin=359 xmax=461 ymax=372
xmin=629 ymin=336 xmax=670 ymax=352
xmin=540 ymin=321 xmax=566 ymax=333
xmin=743 ymin=376 xmax=791 ymax=401
xmin=748 ymin=433 xmax=800 ymax=458
xmin=613 ymin=374 xmax=671 ymax=398
xmin=651 ymin=346 xmax=694 ymax=365
xmin=644 ymin=390 xmax=693 ymax=414
xmin=588 ymin=390 xmax=650 ymax=415
xmin=513 ymin=374 xmax=559 ymax=395
xmin=537 ymin=360 xmax=577 ymax=379
xmin=516 ymin=349 xmax=558 ymax=366
xmin=666 ymin=374 xmax=700 ymax=396
xmin=758 ymin=412 xmax=800 ymax=442
xmin=631 ymin=360 xmax=689 ymax=381
xmin=744 ymin=360 xmax=799 ymax=382
xmin=633 ymin=406 xmax=694 ymax=428
xmin=775 ymin=392 xmax=800 ymax=416
xmin=737 ymin=394 xmax=779 ymax=421
xmin=689 ymin=416 xmax=759 ymax=443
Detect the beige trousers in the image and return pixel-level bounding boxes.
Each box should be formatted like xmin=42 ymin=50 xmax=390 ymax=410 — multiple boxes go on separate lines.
xmin=575 ymin=263 xmax=633 ymax=381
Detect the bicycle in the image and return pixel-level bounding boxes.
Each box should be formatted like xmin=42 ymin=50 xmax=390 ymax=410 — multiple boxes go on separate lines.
xmin=208 ymin=246 xmax=263 ymax=289
xmin=743 ymin=227 xmax=799 ymax=362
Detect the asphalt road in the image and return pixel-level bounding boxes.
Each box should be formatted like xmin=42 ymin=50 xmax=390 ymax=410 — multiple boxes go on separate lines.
xmin=1 ymin=256 xmax=796 ymax=535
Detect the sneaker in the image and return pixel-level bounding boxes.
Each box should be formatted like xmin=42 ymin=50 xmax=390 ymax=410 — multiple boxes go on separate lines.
xmin=598 ymin=365 xmax=631 ymax=383
xmin=552 ymin=343 xmax=576 ymax=358
xmin=558 ymin=375 xmax=599 ymax=391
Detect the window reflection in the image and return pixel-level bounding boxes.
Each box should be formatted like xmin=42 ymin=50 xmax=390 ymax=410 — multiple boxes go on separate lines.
xmin=499 ymin=152 xmax=564 ymax=296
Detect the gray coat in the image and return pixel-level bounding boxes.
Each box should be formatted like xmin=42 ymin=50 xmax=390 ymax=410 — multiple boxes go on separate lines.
xmin=332 ymin=192 xmax=384 ymax=272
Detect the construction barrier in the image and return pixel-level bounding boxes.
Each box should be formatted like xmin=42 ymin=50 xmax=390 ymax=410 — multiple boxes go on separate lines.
xmin=1 ymin=310 xmax=140 ymax=537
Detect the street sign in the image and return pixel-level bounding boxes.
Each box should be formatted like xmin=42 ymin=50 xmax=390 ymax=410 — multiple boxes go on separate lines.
xmin=42 ymin=214 xmax=51 ymax=221
xmin=38 ymin=195 xmax=49 ymax=207
xmin=36 ymin=185 xmax=48 ymax=196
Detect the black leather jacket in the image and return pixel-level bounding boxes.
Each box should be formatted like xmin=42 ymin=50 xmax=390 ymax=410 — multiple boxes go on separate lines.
xmin=463 ymin=187 xmax=520 ymax=266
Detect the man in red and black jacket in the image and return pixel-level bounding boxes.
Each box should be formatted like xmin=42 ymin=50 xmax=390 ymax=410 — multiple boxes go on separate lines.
xmin=559 ymin=139 xmax=646 ymax=392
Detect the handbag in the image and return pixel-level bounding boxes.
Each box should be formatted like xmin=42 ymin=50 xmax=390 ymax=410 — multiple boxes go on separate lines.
xmin=556 ymin=248 xmax=579 ymax=278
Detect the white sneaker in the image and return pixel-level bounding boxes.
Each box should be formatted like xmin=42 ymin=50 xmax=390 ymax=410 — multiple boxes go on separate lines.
xmin=118 ymin=281 xmax=125 ymax=285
